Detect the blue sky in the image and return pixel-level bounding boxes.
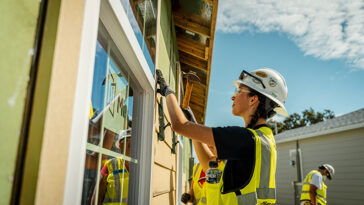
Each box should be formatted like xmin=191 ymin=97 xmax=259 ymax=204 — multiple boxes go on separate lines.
xmin=205 ymin=0 xmax=364 ymax=127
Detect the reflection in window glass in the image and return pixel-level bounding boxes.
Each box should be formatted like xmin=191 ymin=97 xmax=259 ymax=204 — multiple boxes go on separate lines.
xmin=81 ymin=23 xmax=136 ymax=205
xmin=120 ymin=0 xmax=158 ymax=74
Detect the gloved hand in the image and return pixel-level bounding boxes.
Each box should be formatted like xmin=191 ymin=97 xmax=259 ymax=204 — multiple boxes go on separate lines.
xmin=156 ymin=69 xmax=175 ymax=97
xmin=181 ymin=192 xmax=191 ymax=204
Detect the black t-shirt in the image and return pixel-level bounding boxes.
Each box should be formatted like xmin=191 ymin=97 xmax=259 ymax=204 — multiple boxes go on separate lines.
xmin=212 ymin=124 xmax=268 ymax=194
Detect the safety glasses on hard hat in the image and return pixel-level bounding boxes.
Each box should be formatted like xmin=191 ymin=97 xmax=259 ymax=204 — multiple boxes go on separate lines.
xmin=234 ymin=88 xmax=251 ymax=97
xmin=239 ymin=70 xmax=266 ymax=89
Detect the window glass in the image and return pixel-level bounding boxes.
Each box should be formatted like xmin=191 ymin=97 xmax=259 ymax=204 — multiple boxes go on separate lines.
xmin=120 ymin=0 xmax=158 ymax=74
xmin=81 ymin=23 xmax=136 ymax=205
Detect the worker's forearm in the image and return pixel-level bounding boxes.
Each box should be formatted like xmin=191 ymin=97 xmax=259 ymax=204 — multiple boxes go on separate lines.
xmin=193 ymin=140 xmax=216 ymax=171
xmin=165 ymin=93 xmax=189 ymax=130
xmin=309 ymin=192 xmax=317 ymax=205
xmin=165 ymin=93 xmax=215 ymax=146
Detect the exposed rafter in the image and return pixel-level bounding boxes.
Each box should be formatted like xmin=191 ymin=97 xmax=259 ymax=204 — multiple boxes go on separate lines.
xmin=177 ymin=37 xmax=207 ymax=60
xmin=179 ymin=52 xmax=208 ymax=72
xmin=173 ymin=12 xmax=211 ymax=37
xmin=173 ymin=0 xmax=219 ymax=124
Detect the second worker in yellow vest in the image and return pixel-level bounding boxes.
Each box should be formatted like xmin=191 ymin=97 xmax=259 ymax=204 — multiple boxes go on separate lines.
xmin=300 ymin=164 xmax=335 ymax=205
xmin=91 ymin=130 xmax=131 ymax=205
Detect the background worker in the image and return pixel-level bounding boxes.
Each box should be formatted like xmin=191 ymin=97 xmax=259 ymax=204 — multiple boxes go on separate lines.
xmin=156 ymin=67 xmax=288 ymax=204
xmin=180 ymin=139 xmax=218 ymax=204
xmin=300 ymin=164 xmax=335 ymax=205
xmin=181 ymin=162 xmax=207 ymax=204
xmin=91 ymin=130 xmax=131 ymax=205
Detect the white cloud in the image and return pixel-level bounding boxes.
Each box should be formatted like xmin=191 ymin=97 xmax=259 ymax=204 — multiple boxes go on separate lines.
xmin=217 ymin=0 xmax=364 ymax=69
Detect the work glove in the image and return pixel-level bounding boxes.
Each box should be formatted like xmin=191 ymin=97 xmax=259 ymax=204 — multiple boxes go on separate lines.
xmin=156 ymin=69 xmax=175 ymax=97
xmin=181 ymin=192 xmax=191 ymax=204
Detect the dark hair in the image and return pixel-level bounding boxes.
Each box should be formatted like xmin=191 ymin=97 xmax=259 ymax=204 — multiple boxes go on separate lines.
xmin=318 ymin=165 xmax=326 ymax=170
xmin=247 ymin=89 xmax=277 ymax=129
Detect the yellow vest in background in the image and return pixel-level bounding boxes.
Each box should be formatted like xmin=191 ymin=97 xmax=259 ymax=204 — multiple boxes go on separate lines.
xmin=103 ymin=158 xmax=129 ymax=205
xmin=192 ymin=163 xmax=207 ymax=204
xmin=206 ymin=126 xmax=277 ymax=205
xmin=300 ymin=170 xmax=327 ymax=205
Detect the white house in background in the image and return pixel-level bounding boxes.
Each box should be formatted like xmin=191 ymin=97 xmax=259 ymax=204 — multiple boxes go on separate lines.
xmin=275 ymin=108 xmax=364 ymax=205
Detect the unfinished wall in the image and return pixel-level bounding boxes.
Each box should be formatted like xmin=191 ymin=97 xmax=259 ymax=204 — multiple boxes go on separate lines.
xmin=0 ymin=0 xmax=40 ymax=204
xmin=152 ymin=0 xmax=180 ymax=204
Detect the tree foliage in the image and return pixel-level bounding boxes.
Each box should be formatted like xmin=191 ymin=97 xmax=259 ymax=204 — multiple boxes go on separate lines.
xmin=268 ymin=108 xmax=335 ymax=134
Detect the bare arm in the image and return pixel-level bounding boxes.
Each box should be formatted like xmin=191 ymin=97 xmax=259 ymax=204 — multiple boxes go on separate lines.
xmin=165 ymin=93 xmax=216 ymax=146
xmin=309 ymin=184 xmax=318 ymax=205
xmin=193 ymin=140 xmax=216 ymax=171
xmin=91 ymin=175 xmax=107 ymax=205
xmin=188 ymin=179 xmax=195 ymax=202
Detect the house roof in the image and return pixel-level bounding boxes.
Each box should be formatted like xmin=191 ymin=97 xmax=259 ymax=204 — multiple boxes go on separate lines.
xmin=275 ymin=108 xmax=364 ymax=144
xmin=172 ymin=0 xmax=218 ymax=124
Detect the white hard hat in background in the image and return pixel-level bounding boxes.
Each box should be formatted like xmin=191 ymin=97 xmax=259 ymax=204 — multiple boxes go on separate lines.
xmin=322 ymin=164 xmax=335 ymax=180
xmin=234 ymin=68 xmax=288 ymax=116
xmin=115 ymin=128 xmax=132 ymax=149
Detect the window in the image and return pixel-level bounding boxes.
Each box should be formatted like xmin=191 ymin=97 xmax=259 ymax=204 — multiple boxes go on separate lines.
xmin=81 ymin=22 xmax=137 ymax=205
xmin=120 ymin=0 xmax=158 ymax=74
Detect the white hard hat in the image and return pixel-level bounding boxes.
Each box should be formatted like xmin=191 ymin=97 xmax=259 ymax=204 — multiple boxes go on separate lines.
xmin=322 ymin=164 xmax=335 ymax=180
xmin=233 ymin=68 xmax=288 ymax=116
xmin=115 ymin=128 xmax=131 ymax=149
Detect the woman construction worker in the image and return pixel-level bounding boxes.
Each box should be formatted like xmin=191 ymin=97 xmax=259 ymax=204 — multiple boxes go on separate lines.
xmin=156 ymin=67 xmax=288 ymax=204
xmin=300 ymin=164 xmax=335 ymax=205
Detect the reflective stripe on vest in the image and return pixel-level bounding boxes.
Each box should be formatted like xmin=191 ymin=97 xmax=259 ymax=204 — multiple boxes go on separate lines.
xmin=237 ymin=192 xmax=257 ymax=205
xmin=103 ymin=158 xmax=129 ymax=205
xmin=194 ymin=163 xmax=200 ymax=178
xmin=256 ymin=130 xmax=276 ymax=200
xmin=192 ymin=163 xmax=207 ymax=204
xmin=112 ymin=159 xmax=122 ymax=202
xmin=236 ymin=128 xmax=277 ymax=205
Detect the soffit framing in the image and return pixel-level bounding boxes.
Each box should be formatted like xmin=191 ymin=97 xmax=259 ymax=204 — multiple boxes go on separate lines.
xmin=172 ymin=0 xmax=218 ymax=124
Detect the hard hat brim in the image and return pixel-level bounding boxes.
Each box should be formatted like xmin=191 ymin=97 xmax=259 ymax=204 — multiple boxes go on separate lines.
xmin=234 ymin=80 xmax=288 ymax=116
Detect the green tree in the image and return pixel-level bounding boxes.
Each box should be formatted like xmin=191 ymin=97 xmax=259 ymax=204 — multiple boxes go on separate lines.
xmin=268 ymin=107 xmax=335 ymax=134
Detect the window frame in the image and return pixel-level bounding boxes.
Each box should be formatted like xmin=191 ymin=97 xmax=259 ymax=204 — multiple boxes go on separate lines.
xmin=63 ymin=0 xmax=155 ymax=204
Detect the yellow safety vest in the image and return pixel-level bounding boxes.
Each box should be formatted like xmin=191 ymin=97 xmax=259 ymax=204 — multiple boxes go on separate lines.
xmin=192 ymin=163 xmax=207 ymax=204
xmin=103 ymin=158 xmax=129 ymax=205
xmin=206 ymin=126 xmax=277 ymax=205
xmin=205 ymin=161 xmax=237 ymax=205
xmin=300 ymin=170 xmax=327 ymax=205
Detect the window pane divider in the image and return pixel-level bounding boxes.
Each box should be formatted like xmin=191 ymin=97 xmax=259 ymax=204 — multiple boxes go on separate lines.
xmin=86 ymin=142 xmax=138 ymax=163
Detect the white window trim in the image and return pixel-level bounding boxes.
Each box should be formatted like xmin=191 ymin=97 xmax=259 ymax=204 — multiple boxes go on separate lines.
xmin=63 ymin=0 xmax=155 ymax=203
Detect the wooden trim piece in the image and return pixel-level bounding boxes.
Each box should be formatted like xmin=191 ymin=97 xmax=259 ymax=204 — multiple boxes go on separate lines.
xmin=202 ymin=0 xmax=213 ymax=4
xmin=200 ymin=0 xmax=218 ymax=124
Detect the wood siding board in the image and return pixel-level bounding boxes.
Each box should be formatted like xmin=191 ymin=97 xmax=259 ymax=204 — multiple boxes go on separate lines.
xmin=151 ymin=191 xmax=176 ymax=205
xmin=153 ymin=132 xmax=177 ymax=171
xmin=151 ymin=164 xmax=176 ymax=196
